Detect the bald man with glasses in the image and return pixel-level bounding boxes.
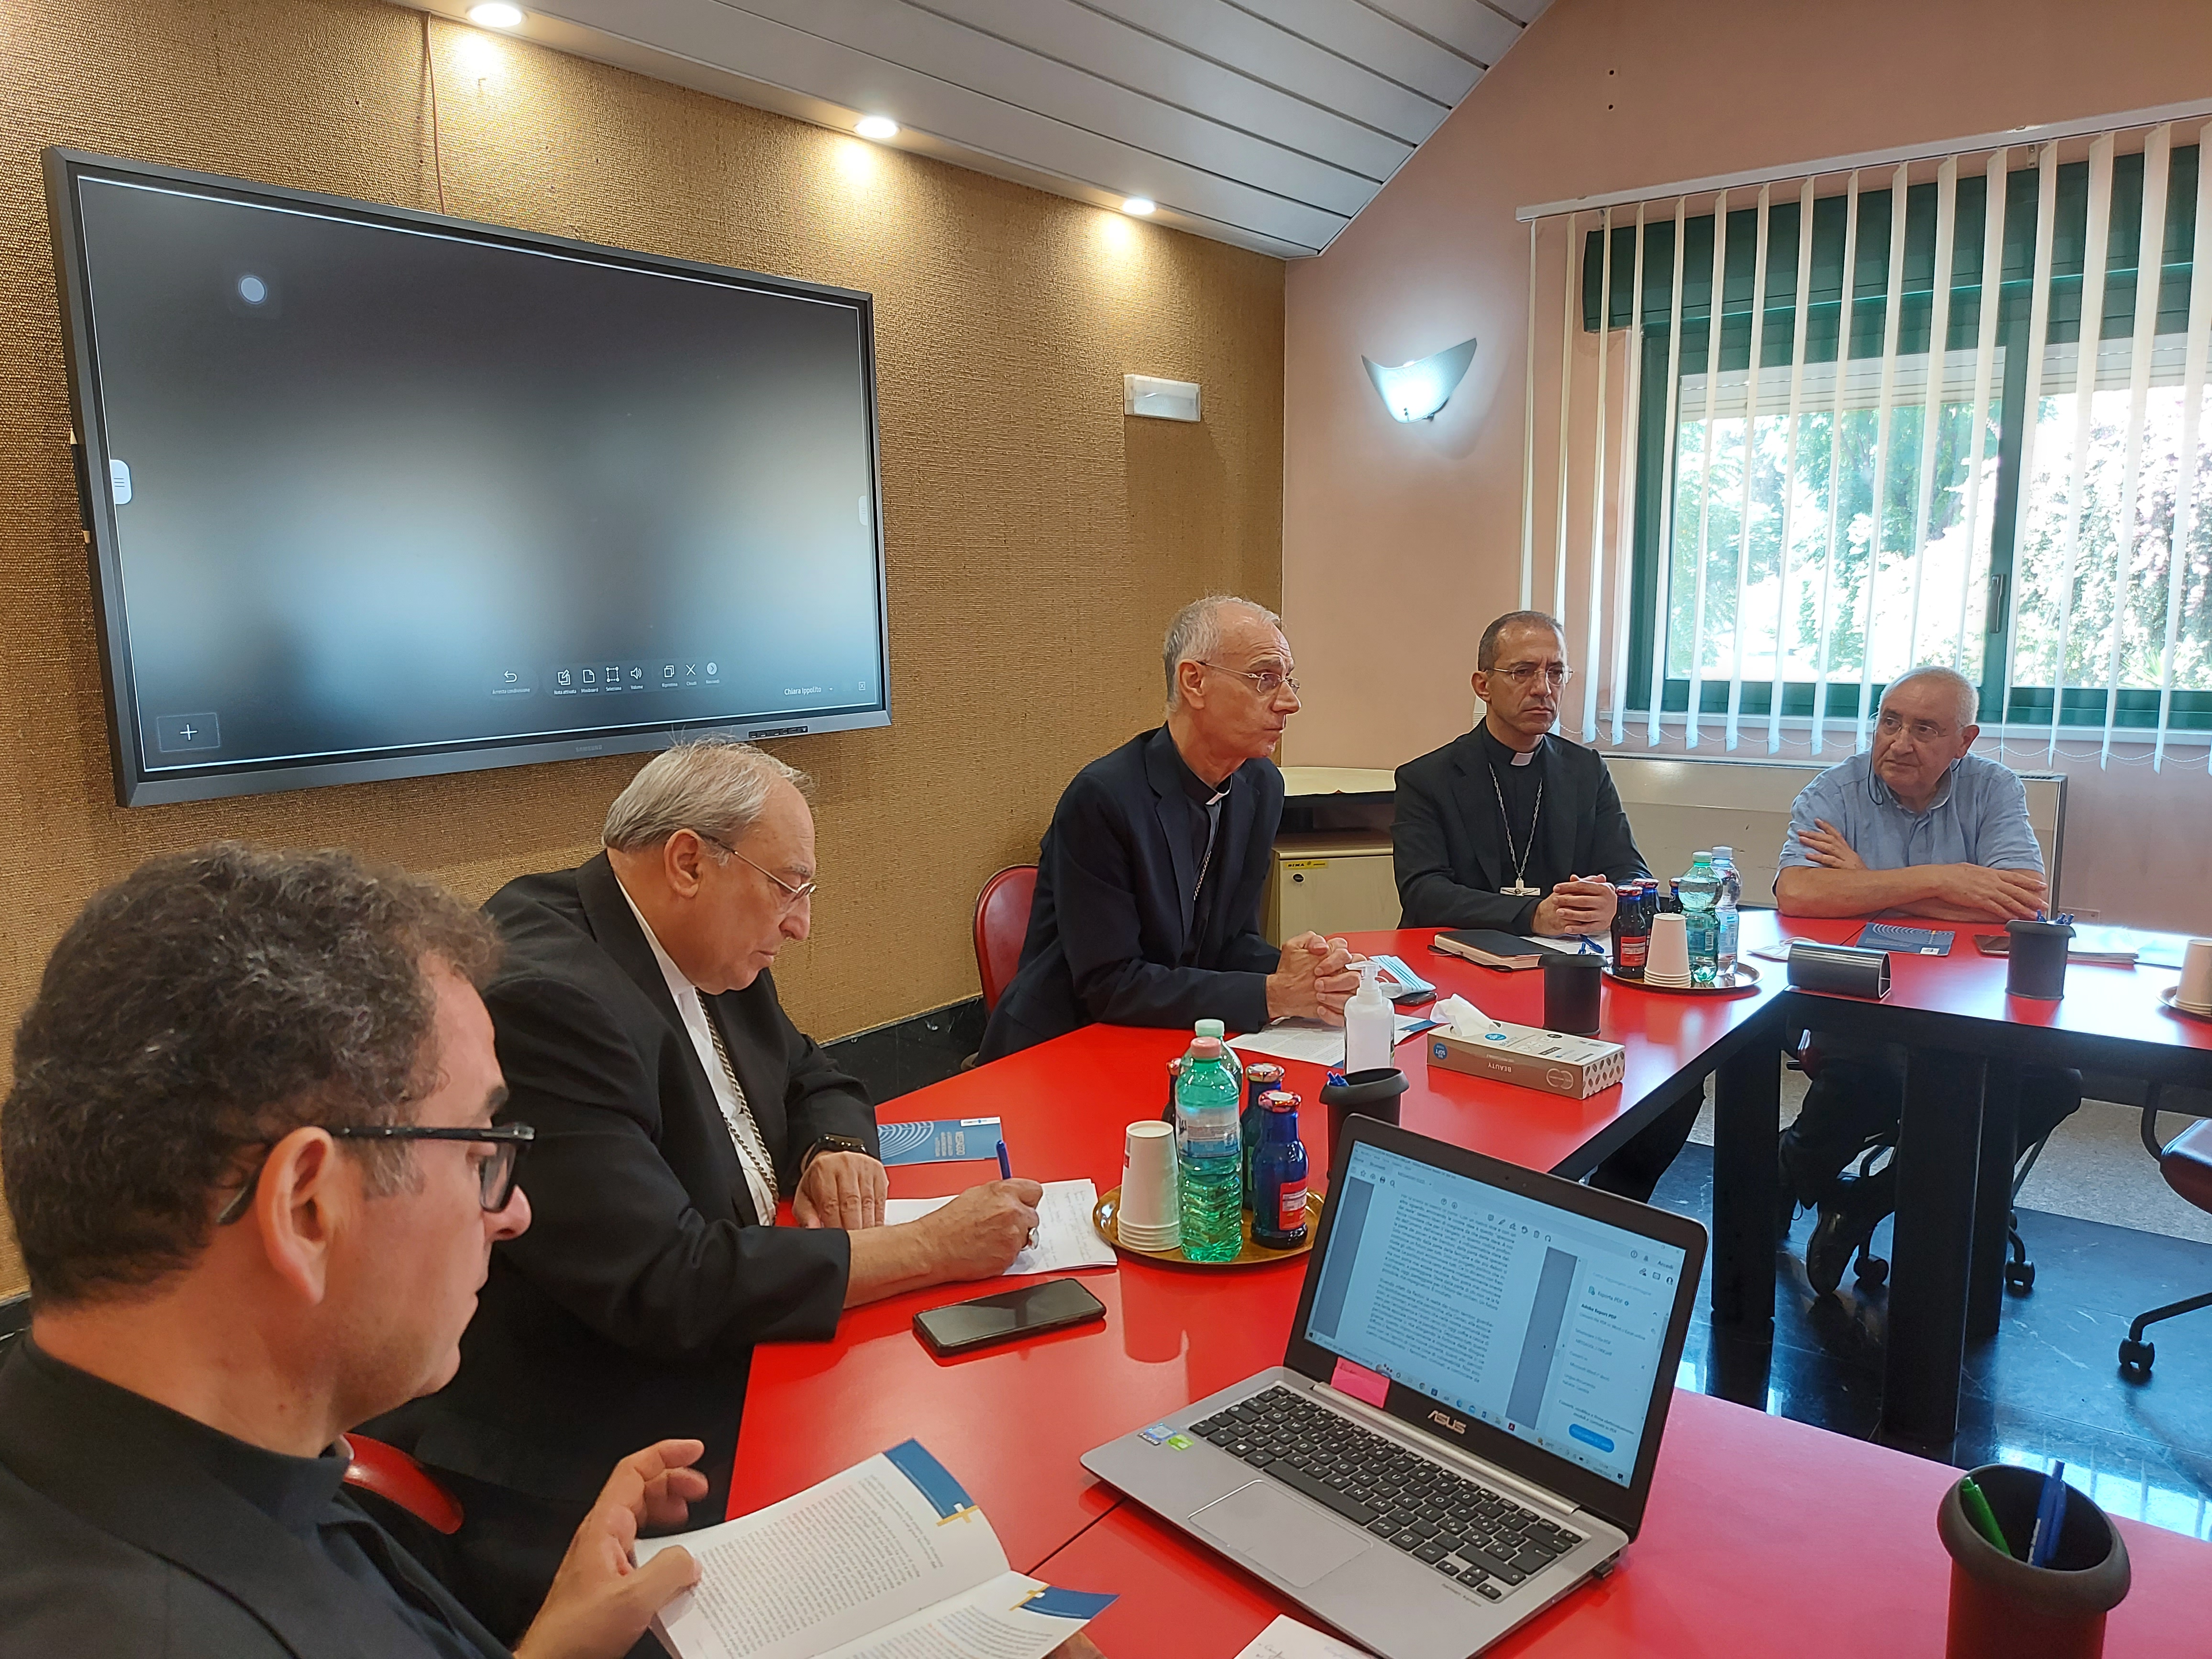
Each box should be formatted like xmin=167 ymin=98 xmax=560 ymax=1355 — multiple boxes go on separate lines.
xmin=980 ymin=595 xmax=1358 ymax=1062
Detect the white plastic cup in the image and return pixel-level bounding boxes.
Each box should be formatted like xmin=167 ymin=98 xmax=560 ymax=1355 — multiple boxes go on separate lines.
xmin=1647 ymin=913 xmax=1692 ymax=984
xmin=2180 ymin=938 xmax=2212 ymax=1013
xmin=1120 ymin=1120 xmax=1180 ymax=1238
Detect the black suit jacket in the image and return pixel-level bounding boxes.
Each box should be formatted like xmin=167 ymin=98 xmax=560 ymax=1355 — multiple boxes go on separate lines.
xmin=980 ymin=726 xmax=1283 ymax=1062
xmin=369 ymin=854 xmax=876 ymax=1513
xmin=1393 ymin=730 xmax=1649 ymax=932
xmin=0 ymin=1340 xmax=505 ymax=1659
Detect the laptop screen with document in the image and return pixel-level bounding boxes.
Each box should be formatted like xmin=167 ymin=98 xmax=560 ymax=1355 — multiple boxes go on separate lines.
xmin=1305 ymin=1140 xmax=1686 ymax=1488
xmin=1283 ymin=1118 xmax=1705 ymax=1536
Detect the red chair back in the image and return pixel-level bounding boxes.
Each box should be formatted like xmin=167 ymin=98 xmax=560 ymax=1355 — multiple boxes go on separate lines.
xmin=342 ymin=1433 xmax=465 ymax=1535
xmin=973 ymin=865 xmax=1039 ymax=1014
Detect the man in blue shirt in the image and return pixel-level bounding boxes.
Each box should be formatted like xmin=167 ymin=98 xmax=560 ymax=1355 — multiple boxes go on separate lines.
xmin=1773 ymin=666 xmax=2079 ymax=1295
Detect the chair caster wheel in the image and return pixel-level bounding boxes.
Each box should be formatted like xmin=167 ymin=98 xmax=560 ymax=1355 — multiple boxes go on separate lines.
xmin=1854 ymin=1252 xmax=1889 ymax=1288
xmin=2119 ymin=1338 xmax=2155 ymax=1377
xmin=2004 ymin=1261 xmax=2035 ymax=1294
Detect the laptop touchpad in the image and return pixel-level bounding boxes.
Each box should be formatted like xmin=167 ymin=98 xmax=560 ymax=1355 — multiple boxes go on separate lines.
xmin=1189 ymin=1481 xmax=1373 ymax=1587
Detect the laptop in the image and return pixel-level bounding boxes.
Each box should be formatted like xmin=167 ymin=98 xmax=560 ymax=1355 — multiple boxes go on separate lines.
xmin=1082 ymin=1116 xmax=1707 ymax=1659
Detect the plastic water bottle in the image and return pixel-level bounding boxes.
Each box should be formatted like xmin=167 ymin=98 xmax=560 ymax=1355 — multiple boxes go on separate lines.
xmin=1343 ymin=960 xmax=1394 ymax=1074
xmin=1678 ymin=852 xmax=1721 ymax=987
xmin=1175 ymin=1035 xmax=1245 ymax=1261
xmin=1710 ymin=846 xmax=1742 ymax=979
xmin=1194 ymin=1017 xmax=1242 ymax=1090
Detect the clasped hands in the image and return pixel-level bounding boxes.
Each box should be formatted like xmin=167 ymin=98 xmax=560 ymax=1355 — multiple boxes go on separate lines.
xmin=1267 ymin=930 xmax=1364 ymax=1023
xmin=1795 ymin=818 xmax=2047 ymax=920
xmin=1531 ymin=874 xmax=1617 ymax=937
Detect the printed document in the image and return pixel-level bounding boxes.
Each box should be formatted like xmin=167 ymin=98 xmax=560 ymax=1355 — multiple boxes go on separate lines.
xmin=1233 ymin=1615 xmax=1375 ymax=1659
xmin=638 ymin=1441 xmax=1112 ymax=1659
xmin=882 ymin=1179 xmax=1115 ymax=1275
xmin=1228 ymin=1014 xmax=1439 ymax=1067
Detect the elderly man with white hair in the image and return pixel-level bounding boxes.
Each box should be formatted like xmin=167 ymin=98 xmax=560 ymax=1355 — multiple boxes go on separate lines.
xmin=1773 ymin=664 xmax=2079 ymax=1296
xmin=370 ymin=740 xmax=1043 ymax=1648
xmin=980 ymin=595 xmax=1359 ymax=1062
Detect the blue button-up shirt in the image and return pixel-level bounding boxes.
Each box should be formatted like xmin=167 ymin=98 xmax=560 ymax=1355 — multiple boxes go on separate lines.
xmin=1777 ymin=750 xmax=2043 ymax=883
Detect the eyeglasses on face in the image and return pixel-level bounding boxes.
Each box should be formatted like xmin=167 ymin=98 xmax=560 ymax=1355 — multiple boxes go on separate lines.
xmin=697 ymin=831 xmax=818 ymax=913
xmin=1491 ymin=663 xmax=1574 ymax=689
xmin=1875 ymin=710 xmax=1952 ymax=742
xmin=214 ymin=1122 xmax=535 ymax=1225
xmin=1197 ymin=661 xmax=1301 ymax=699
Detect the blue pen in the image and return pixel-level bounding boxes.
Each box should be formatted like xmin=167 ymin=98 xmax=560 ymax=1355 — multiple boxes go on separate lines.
xmin=2029 ymin=1462 xmax=2069 ymax=1568
xmin=995 ymin=1139 xmax=1012 ymax=1181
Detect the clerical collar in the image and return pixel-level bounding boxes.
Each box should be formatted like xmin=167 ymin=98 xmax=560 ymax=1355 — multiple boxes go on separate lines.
xmin=1167 ymin=741 xmax=1233 ymax=806
xmin=1478 ymin=723 xmax=1543 ymax=768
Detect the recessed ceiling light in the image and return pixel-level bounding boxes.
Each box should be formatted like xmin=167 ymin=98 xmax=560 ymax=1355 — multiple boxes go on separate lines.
xmin=1121 ymin=197 xmax=1157 ymax=216
xmin=467 ymin=3 xmax=524 ymax=26
xmin=855 ymin=116 xmax=900 ymax=141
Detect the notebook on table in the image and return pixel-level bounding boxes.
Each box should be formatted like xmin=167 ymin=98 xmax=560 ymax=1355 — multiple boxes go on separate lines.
xmin=1083 ymin=1117 xmax=1707 ymax=1659
xmin=1855 ymin=923 xmax=1955 ymax=956
xmin=1430 ymin=930 xmax=1545 ymax=970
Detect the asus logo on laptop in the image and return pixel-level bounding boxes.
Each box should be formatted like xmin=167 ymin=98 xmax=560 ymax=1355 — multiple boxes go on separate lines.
xmin=1427 ymin=1408 xmax=1469 ymax=1438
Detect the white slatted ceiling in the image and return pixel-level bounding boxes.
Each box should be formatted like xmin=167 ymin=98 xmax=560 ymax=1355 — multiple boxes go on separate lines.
xmin=406 ymin=0 xmax=1548 ymax=256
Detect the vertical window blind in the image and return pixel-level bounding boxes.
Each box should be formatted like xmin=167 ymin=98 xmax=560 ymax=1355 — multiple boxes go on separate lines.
xmin=1519 ymin=111 xmax=2212 ymax=769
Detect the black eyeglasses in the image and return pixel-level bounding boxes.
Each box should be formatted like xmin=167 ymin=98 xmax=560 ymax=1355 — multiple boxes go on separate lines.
xmin=215 ymin=1123 xmax=535 ymax=1226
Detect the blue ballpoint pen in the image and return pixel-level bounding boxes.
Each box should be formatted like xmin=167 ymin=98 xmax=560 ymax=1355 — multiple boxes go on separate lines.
xmin=2029 ymin=1462 xmax=2069 ymax=1568
xmin=995 ymin=1139 xmax=1012 ymax=1181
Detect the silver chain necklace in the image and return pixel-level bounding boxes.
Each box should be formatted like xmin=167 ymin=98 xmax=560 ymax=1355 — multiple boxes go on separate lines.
xmin=1488 ymin=764 xmax=1544 ymax=898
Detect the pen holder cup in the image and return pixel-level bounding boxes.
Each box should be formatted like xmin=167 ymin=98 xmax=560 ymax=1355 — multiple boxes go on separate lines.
xmin=1317 ymin=1069 xmax=1406 ymax=1183
xmin=1543 ymin=953 xmax=1604 ymax=1036
xmin=1938 ymin=1465 xmax=2129 ymax=1659
xmin=2006 ymin=920 xmax=2076 ymax=1001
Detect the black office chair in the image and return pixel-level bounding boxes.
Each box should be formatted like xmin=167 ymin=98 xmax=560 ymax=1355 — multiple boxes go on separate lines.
xmin=1784 ymin=1034 xmax=2052 ymax=1294
xmin=2117 ymin=1085 xmax=2212 ymax=1378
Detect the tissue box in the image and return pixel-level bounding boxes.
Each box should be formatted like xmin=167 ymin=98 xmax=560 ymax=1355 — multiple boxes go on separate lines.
xmin=1425 ymin=1023 xmax=1626 ymax=1100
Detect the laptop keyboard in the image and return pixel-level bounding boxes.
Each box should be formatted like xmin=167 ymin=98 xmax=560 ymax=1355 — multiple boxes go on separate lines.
xmin=1186 ymin=1385 xmax=1583 ymax=1601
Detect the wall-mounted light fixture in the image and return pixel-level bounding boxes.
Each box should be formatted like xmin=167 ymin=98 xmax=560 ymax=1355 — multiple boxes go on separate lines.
xmin=1121 ymin=197 xmax=1157 ymax=216
xmin=855 ymin=115 xmax=900 ymax=141
xmin=466 ymin=3 xmax=524 ymax=26
xmin=1361 ymin=337 xmax=1477 ymax=423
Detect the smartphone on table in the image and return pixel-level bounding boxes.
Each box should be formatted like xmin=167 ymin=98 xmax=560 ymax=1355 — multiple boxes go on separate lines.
xmin=912 ymin=1277 xmax=1106 ymax=1357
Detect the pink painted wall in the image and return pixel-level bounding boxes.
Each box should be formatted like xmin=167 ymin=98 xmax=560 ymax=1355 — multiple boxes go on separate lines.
xmin=1282 ymin=0 xmax=2212 ymax=933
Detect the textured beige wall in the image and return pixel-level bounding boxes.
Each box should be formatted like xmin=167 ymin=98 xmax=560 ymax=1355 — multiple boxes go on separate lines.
xmin=0 ymin=0 xmax=1285 ymax=1294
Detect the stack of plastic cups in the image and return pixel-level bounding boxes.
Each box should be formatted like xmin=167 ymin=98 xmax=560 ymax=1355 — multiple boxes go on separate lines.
xmin=1117 ymin=1120 xmax=1181 ymax=1251
xmin=2176 ymin=939 xmax=2212 ymax=1015
xmin=1644 ymin=912 xmax=1693 ymax=989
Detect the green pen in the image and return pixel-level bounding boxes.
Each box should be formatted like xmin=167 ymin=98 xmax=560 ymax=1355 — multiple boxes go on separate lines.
xmin=1959 ymin=1477 xmax=2013 ymax=1558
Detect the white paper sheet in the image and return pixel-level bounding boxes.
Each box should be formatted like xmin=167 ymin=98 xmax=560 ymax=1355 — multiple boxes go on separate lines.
xmin=1232 ymin=1615 xmax=1375 ymax=1659
xmin=1226 ymin=1014 xmax=1438 ymax=1067
xmin=882 ymin=1179 xmax=1115 ymax=1275
xmin=815 ymin=1570 xmax=1106 ymax=1659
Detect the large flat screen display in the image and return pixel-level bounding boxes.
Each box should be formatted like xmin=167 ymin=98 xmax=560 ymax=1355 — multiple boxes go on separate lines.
xmin=45 ymin=149 xmax=889 ymax=805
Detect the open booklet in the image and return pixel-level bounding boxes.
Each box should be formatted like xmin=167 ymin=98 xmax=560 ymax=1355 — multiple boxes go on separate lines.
xmin=636 ymin=1440 xmax=1114 ymax=1659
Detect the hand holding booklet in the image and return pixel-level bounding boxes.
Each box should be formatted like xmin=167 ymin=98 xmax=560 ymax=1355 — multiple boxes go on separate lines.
xmin=638 ymin=1440 xmax=1113 ymax=1659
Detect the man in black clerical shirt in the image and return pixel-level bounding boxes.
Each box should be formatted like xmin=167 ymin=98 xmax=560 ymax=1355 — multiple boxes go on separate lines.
xmin=1393 ymin=612 xmax=1694 ymax=1201
xmin=0 ymin=845 xmax=713 ymax=1658
xmin=980 ymin=595 xmax=1361 ymax=1060
xmin=1394 ymin=610 xmax=1647 ymax=937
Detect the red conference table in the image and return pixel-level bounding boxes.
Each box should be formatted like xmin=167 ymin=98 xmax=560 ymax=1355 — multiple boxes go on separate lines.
xmin=1728 ymin=913 xmax=2212 ymax=1447
xmin=730 ymin=928 xmax=1786 ymax=1559
xmin=1033 ymin=1386 xmax=2212 ymax=1658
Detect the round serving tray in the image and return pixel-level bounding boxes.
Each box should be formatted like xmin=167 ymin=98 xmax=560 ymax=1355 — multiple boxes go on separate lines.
xmin=1604 ymin=959 xmax=1761 ymax=996
xmin=2159 ymin=985 xmax=2212 ymax=1023
xmin=1094 ymin=1184 xmax=1324 ymax=1268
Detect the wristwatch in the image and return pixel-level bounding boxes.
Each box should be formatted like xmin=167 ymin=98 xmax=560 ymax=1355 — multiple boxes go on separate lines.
xmin=802 ymin=1134 xmax=875 ymax=1170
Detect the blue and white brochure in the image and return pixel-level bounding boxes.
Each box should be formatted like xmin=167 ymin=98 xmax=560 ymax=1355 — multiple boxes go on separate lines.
xmin=878 ymin=1117 xmax=1005 ymax=1167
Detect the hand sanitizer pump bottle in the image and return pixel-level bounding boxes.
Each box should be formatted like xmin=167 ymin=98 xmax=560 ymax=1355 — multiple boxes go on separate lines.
xmin=1343 ymin=960 xmax=1394 ymax=1074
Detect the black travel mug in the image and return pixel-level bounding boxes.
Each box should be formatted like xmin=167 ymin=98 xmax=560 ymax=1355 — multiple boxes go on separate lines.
xmin=1938 ymin=1463 xmax=2128 ymax=1659
xmin=1316 ymin=1068 xmax=1407 ymax=1186
xmin=1543 ymin=952 xmax=1604 ymax=1036
xmin=2006 ymin=919 xmax=2074 ymax=1001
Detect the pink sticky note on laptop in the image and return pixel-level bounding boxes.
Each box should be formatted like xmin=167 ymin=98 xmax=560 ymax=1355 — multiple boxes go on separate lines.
xmin=1330 ymin=1355 xmax=1391 ymax=1407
